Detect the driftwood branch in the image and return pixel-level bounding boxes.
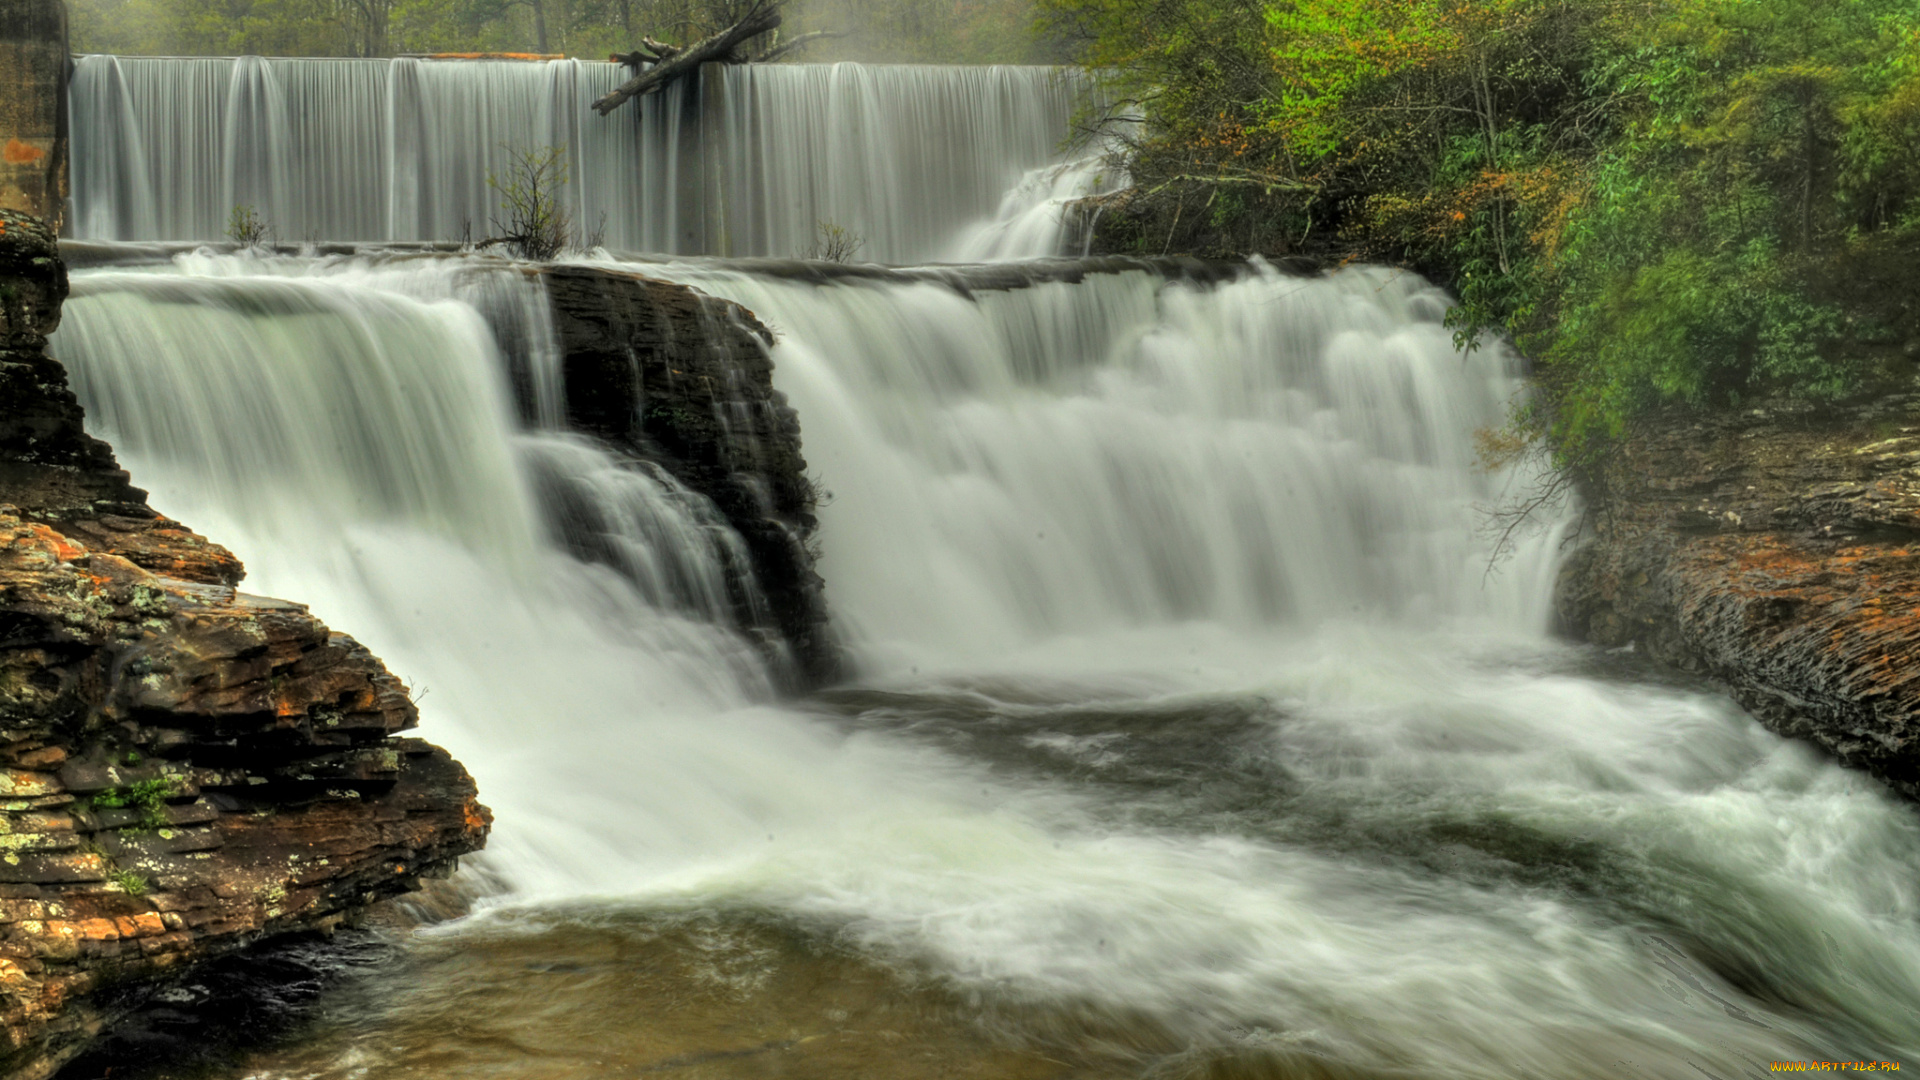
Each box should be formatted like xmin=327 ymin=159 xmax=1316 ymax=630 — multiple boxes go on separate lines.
xmin=757 ymin=29 xmax=846 ymax=63
xmin=593 ymin=3 xmax=782 ymax=114
xmin=608 ymin=38 xmax=683 ymax=67
xmin=1140 ymin=172 xmax=1321 ymax=195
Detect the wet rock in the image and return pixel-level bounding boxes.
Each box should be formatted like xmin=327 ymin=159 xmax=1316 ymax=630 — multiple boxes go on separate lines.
xmin=0 ymin=208 xmax=489 ymax=1079
xmin=1556 ymin=394 xmax=1920 ymax=797
xmin=539 ymin=265 xmax=838 ymax=685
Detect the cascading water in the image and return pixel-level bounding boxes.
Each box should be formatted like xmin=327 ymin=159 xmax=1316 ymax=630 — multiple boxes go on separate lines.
xmin=66 ymin=56 xmax=1093 ymax=261
xmin=648 ymin=261 xmax=1564 ymax=652
xmin=46 ymin=243 xmax=1920 ymax=1077
xmin=950 ymin=143 xmax=1133 ymax=261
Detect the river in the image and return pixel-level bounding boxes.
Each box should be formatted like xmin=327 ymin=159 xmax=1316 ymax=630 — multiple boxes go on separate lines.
xmin=42 ymin=57 xmax=1920 ymax=1079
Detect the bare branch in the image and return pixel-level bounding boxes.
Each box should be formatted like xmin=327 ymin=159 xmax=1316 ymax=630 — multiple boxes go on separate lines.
xmin=758 ymin=29 xmax=846 ymax=63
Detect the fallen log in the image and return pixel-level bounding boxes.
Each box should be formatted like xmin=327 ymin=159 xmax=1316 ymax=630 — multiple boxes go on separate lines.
xmin=592 ymin=3 xmax=782 ymax=115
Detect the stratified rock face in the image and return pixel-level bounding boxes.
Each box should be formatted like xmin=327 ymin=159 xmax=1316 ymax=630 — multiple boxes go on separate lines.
xmin=0 ymin=208 xmax=488 ymax=1080
xmin=0 ymin=1 xmax=66 ymax=229
xmin=540 ymin=265 xmax=837 ymax=685
xmin=1555 ymin=395 xmax=1920 ymax=798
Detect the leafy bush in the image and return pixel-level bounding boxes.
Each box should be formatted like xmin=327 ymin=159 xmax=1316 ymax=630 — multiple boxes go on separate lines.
xmin=225 ymin=204 xmax=269 ymax=245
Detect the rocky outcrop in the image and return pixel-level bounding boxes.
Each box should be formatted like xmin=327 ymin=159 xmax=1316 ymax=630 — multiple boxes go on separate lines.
xmin=0 ymin=1 xmax=67 ymax=230
xmin=0 ymin=208 xmax=488 ymax=1079
xmin=1555 ymin=392 xmax=1920 ymax=798
xmin=539 ymin=265 xmax=836 ymax=685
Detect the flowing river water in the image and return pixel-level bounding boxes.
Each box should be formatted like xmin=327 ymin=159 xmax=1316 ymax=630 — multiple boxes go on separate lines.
xmin=42 ymin=58 xmax=1920 ymax=1079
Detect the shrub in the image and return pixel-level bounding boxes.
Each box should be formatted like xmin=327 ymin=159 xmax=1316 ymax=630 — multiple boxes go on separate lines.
xmin=485 ymin=145 xmax=574 ymax=261
xmin=806 ymin=220 xmax=865 ymax=263
xmin=226 ymin=204 xmax=269 ymax=245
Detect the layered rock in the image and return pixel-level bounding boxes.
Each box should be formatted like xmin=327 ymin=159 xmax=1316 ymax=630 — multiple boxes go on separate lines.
xmin=540 ymin=265 xmax=836 ymax=685
xmin=0 ymin=209 xmax=488 ymax=1079
xmin=1555 ymin=393 xmax=1920 ymax=798
xmin=0 ymin=1 xmax=67 ymax=229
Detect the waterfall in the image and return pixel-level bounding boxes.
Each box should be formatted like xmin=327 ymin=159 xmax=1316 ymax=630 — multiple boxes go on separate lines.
xmin=51 ymin=253 xmax=779 ymax=700
xmin=67 ymin=56 xmax=1092 ymax=261
xmin=45 ymin=246 xmax=1920 ymax=1075
xmin=647 ymin=260 xmax=1566 ymax=660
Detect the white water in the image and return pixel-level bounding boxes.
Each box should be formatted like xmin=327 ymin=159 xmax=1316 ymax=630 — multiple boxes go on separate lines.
xmin=648 ymin=261 xmax=1562 ymax=659
xmin=46 ymin=248 xmax=1920 ymax=1075
xmin=67 ymin=56 xmax=1092 ymax=262
xmin=951 ymin=152 xmax=1129 ymax=261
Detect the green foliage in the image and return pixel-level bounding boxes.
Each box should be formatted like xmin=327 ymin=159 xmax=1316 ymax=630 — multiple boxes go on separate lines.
xmin=1044 ymin=0 xmax=1920 ymax=462
xmin=71 ymin=0 xmax=403 ymax=56
xmin=1262 ymin=0 xmax=1458 ymax=159
xmin=109 ymin=869 xmax=152 ymax=897
xmin=93 ymin=776 xmax=185 ymax=831
xmin=225 ymin=204 xmax=269 ymax=245
xmin=1525 ymin=0 xmax=1919 ymax=457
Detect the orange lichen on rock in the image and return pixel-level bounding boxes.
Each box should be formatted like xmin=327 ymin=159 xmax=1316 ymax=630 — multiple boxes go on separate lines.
xmin=1 ymin=140 xmax=44 ymax=166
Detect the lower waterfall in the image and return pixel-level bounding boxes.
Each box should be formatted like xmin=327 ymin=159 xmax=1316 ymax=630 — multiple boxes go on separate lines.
xmin=46 ymin=249 xmax=1920 ymax=1077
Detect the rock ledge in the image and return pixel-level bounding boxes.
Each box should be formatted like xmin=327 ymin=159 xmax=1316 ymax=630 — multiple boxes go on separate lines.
xmin=0 ymin=209 xmax=488 ymax=1079
xmin=1556 ymin=391 xmax=1920 ymax=797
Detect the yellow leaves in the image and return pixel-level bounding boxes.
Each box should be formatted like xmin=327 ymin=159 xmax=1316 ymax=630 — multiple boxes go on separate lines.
xmin=1351 ymin=157 xmax=1586 ymax=272
xmin=1472 ymin=422 xmax=1539 ymax=473
xmin=1528 ymin=174 xmax=1592 ymax=267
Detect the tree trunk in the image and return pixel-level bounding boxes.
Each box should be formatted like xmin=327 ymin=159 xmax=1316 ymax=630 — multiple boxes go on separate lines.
xmin=591 ymin=3 xmax=781 ymax=115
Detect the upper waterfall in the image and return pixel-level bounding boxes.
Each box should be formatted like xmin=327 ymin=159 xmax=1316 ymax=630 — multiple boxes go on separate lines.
xmin=67 ymin=56 xmax=1093 ymax=262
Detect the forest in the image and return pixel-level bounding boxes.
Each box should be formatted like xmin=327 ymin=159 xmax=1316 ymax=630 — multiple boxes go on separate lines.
xmin=1042 ymin=0 xmax=1920 ymax=464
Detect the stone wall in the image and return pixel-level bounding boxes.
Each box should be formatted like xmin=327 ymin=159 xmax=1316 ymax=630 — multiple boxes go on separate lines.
xmin=0 ymin=1 xmax=67 ymax=230
xmin=1556 ymin=392 xmax=1920 ymax=799
xmin=0 ymin=210 xmax=488 ymax=1079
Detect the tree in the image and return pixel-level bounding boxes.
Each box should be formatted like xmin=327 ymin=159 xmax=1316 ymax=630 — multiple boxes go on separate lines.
xmin=481 ymin=144 xmax=575 ymax=259
xmin=1042 ymin=0 xmax=1920 ymax=465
